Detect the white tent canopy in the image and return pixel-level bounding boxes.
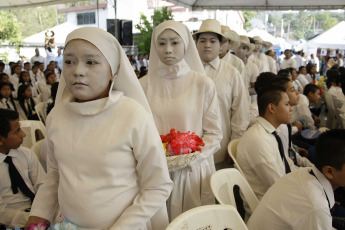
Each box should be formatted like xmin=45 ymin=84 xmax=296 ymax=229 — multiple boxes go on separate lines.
xmin=303 ymin=21 xmax=345 ymax=50
xmin=166 ymin=0 xmax=345 ymax=10
xmin=247 ymin=28 xmax=279 ymax=45
xmin=23 ymin=22 xmax=78 ymax=46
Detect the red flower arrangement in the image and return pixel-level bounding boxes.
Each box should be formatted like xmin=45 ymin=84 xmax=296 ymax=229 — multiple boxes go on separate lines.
xmin=160 ymin=129 xmax=205 ymax=156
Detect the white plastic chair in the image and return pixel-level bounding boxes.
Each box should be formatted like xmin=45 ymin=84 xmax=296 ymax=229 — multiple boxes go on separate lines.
xmin=19 ymin=120 xmax=46 ymax=148
xmin=324 ymin=92 xmax=337 ymax=129
xmin=228 ymin=139 xmax=244 ymax=175
xmin=35 ymin=102 xmax=47 ymax=124
xmin=211 ymin=168 xmax=259 ymax=215
xmin=30 ymin=139 xmax=46 ymax=171
xmin=166 ymin=205 xmax=248 ymax=230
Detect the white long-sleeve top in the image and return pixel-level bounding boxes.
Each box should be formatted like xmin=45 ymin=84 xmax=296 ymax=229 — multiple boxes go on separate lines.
xmin=203 ymin=57 xmax=249 ymax=163
xmin=280 ymin=58 xmax=297 ymax=70
xmin=248 ymin=52 xmax=270 ymax=73
xmin=0 ymin=147 xmax=46 ymax=228
xmin=30 ymin=91 xmax=173 ymax=230
xmin=140 ymin=61 xmax=222 ymax=220
xmin=297 ymin=74 xmax=309 ymax=88
xmin=247 ymin=166 xmax=334 ymax=230
xmin=267 ymin=55 xmax=277 ymax=74
xmin=237 ymin=117 xmax=295 ymax=201
xmin=291 ymin=94 xmax=316 ymax=130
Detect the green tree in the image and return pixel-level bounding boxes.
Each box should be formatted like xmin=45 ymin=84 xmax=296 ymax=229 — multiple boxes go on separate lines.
xmin=11 ymin=6 xmax=58 ymax=38
xmin=0 ymin=11 xmax=22 ymax=52
xmin=242 ymin=11 xmax=257 ymax=30
xmin=134 ymin=7 xmax=173 ymax=55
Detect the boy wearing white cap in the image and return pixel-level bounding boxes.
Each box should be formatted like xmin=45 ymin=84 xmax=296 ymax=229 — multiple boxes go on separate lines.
xmin=194 ymin=19 xmax=249 ymax=168
xmin=235 ymin=35 xmax=260 ymax=100
xmin=248 ymin=36 xmax=270 ymax=73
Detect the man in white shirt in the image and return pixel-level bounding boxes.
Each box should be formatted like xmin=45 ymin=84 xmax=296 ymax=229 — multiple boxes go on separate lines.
xmin=248 ymin=129 xmax=345 ymax=230
xmin=265 ymin=49 xmax=278 ymax=74
xmin=194 ymin=19 xmax=249 ymax=167
xmin=294 ymin=51 xmax=303 ymax=70
xmin=30 ymin=49 xmax=44 ymax=67
xmin=237 ymin=85 xmax=295 ymax=201
xmin=54 ymin=49 xmax=63 ymax=71
xmin=308 ymin=54 xmax=320 ymax=72
xmin=297 ymin=66 xmax=310 ymax=88
xmin=219 ymin=25 xmax=246 ymax=83
xmin=235 ymin=36 xmax=259 ymax=100
xmin=280 ymin=49 xmax=297 ymax=70
xmin=248 ymin=36 xmax=270 ymax=73
xmin=0 ymin=109 xmax=46 ymax=228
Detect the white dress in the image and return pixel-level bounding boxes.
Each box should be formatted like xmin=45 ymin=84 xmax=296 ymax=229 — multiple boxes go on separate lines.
xmin=140 ymin=60 xmax=222 ymax=220
xmin=30 ymin=89 xmax=173 ymax=230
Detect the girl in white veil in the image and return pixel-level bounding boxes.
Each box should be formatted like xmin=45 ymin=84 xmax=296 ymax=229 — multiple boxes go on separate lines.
xmin=140 ymin=20 xmax=222 ymax=220
xmin=26 ymin=27 xmax=173 ymax=230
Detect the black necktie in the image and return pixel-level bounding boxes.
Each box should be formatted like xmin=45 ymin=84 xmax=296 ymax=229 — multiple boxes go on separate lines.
xmin=272 ymin=131 xmax=291 ymax=174
xmin=4 ymin=156 xmax=35 ymax=203
xmin=6 ymin=100 xmax=11 ymax=110
xmin=287 ymin=124 xmax=297 ymax=165
xmin=27 ymin=100 xmax=33 ymax=117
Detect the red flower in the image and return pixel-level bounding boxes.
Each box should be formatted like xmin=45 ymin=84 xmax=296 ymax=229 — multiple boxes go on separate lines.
xmin=161 ymin=129 xmax=205 ymax=156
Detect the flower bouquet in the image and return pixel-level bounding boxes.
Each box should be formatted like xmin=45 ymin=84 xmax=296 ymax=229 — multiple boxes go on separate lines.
xmin=160 ymin=129 xmax=205 ymax=171
xmin=26 ymin=222 xmax=78 ymax=230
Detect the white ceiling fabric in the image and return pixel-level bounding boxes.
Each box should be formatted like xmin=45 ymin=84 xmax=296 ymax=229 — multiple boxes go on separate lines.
xmin=166 ymin=0 xmax=345 ymax=10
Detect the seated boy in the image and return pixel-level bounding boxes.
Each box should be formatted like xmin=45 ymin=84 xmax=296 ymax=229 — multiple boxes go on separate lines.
xmin=247 ymin=129 xmax=345 ymax=230
xmin=0 ymin=109 xmax=45 ymax=228
xmin=303 ymin=84 xmax=321 ymax=125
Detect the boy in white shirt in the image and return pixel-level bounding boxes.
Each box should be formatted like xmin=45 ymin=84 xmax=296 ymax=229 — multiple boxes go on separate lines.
xmin=248 ymin=129 xmax=345 ymax=230
xmin=0 ymin=109 xmax=45 ymax=228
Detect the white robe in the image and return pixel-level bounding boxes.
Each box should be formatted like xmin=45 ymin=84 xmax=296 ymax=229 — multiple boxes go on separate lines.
xmin=140 ymin=61 xmax=222 ymax=220
xmin=30 ymin=89 xmax=173 ymax=230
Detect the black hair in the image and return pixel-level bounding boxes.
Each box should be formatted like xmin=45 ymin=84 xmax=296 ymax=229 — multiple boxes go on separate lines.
xmin=11 ymin=64 xmax=20 ymax=75
xmin=19 ymin=71 xmax=32 ymax=86
xmin=0 ymin=83 xmax=17 ymax=111
xmin=257 ymin=86 xmax=286 ymax=117
xmin=32 ymin=65 xmax=38 ymax=70
xmin=51 ymin=82 xmax=59 ymax=101
xmin=196 ymin=33 xmax=222 ymax=42
xmin=0 ymin=73 xmax=9 ymax=82
xmin=326 ymin=69 xmax=341 ymax=89
xmin=277 ymin=69 xmax=290 ymax=79
xmin=34 ymin=61 xmax=40 ymax=67
xmin=314 ymin=129 xmax=345 ymax=172
xmin=303 ymin=84 xmax=319 ymax=97
xmin=24 ymin=62 xmax=30 ymax=66
xmin=45 ymin=72 xmax=55 ymax=83
xmin=298 ymin=66 xmax=306 ymax=72
xmin=0 ymin=82 xmax=12 ymax=99
xmin=270 ymin=76 xmax=291 ymax=91
xmin=17 ymin=84 xmax=36 ymax=118
xmin=254 ymin=72 xmax=277 ymax=94
xmin=0 ymin=62 xmax=5 ymax=67
xmin=0 ymin=109 xmax=19 ymax=138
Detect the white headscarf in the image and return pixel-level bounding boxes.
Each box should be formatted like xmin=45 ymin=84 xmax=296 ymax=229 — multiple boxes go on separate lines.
xmin=55 ymin=27 xmax=151 ymax=114
xmin=148 ymin=20 xmax=205 ymax=77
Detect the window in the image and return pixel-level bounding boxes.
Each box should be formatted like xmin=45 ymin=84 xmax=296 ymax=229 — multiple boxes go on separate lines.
xmin=77 ymin=12 xmax=96 ymax=25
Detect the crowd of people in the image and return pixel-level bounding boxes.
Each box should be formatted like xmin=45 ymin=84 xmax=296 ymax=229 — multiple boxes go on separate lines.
xmin=1 ymin=18 xmax=345 ymax=230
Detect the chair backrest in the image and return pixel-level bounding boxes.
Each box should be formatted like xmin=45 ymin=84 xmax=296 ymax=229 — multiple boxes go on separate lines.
xmin=228 ymin=139 xmax=244 ymax=175
xmin=324 ymin=91 xmax=337 ymax=129
xmin=166 ymin=205 xmax=248 ymax=230
xmin=35 ymin=102 xmax=46 ymax=125
xmin=30 ymin=139 xmax=46 ymax=171
xmin=19 ymin=120 xmax=46 ymax=148
xmin=210 ymin=168 xmax=259 ymax=214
